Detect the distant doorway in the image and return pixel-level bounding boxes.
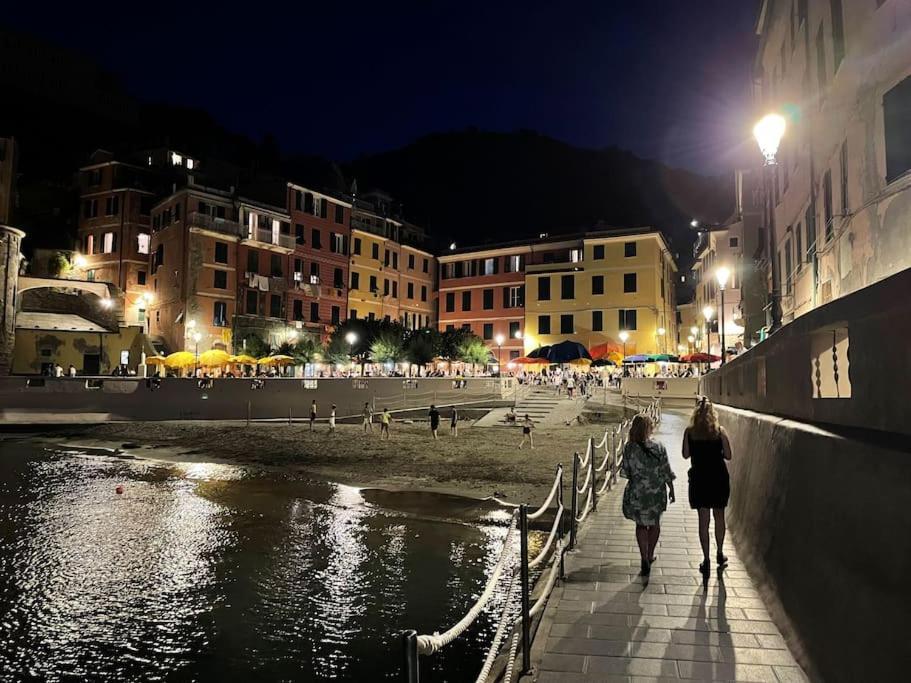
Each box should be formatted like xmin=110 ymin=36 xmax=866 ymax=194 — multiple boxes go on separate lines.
xmin=83 ymin=354 xmax=100 ymax=375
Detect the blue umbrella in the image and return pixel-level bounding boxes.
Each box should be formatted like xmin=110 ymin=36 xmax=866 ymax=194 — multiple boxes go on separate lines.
xmin=527 ymin=346 xmax=552 ymax=359
xmin=623 ymin=354 xmax=653 ymax=363
xmin=544 ymin=340 xmax=593 ymax=363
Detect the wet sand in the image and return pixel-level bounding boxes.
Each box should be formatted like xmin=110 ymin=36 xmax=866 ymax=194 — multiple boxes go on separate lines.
xmin=25 ymin=419 xmax=620 ymax=503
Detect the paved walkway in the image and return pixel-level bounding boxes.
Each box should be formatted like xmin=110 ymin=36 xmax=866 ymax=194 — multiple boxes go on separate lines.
xmin=530 ymin=410 xmax=807 ymax=682
xmin=475 ymin=387 xmax=588 ymax=427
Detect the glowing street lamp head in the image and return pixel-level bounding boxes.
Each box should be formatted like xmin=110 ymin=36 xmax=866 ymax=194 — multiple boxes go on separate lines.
xmin=345 ymin=331 xmax=357 ymax=345
xmin=690 ymin=219 xmax=699 ymax=228
xmin=687 ymin=335 xmax=696 ymax=343
xmin=618 ymin=331 xmax=629 ymax=343
xmin=99 ymin=297 xmax=113 ymax=309
xmin=657 ymin=327 xmax=666 ymax=336
xmin=690 ymin=326 xmax=699 ymax=336
xmin=716 ymin=266 xmax=731 ymax=290
xmin=703 ymin=305 xmax=715 ymax=321
xmin=494 ymin=333 xmax=505 ymax=346
xmin=449 ymin=242 xmax=457 ymax=251
xmin=514 ymin=330 xmax=523 ymax=339
xmin=142 ymin=292 xmax=155 ymax=304
xmin=186 ymin=319 xmax=196 ymax=329
xmin=753 ymin=113 xmax=786 ymax=164
xmin=74 ymin=254 xmax=87 ymax=268
xmin=192 ymin=332 xmax=202 ymax=343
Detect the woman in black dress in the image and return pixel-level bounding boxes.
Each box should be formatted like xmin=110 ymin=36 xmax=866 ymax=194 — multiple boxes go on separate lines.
xmin=682 ymin=397 xmax=733 ymax=577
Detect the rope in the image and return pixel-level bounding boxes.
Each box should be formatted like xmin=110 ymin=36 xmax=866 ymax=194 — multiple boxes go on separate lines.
xmin=576 ymin=462 xmax=592 ymax=495
xmin=474 ymin=570 xmax=521 ymax=683
xmin=577 ymin=440 xmax=591 ymax=468
xmin=575 ymin=487 xmax=593 ymax=523
xmin=416 ymin=513 xmax=518 ymax=656
xmin=594 ymin=430 xmax=609 ymax=449
xmin=594 ymin=443 xmax=612 ymax=473
xmin=503 ymin=632 xmax=521 ymax=683
xmin=529 ymin=539 xmax=563 ymax=617
xmin=527 ymin=467 xmax=562 ymax=520
xmin=529 ymin=505 xmax=563 ymax=569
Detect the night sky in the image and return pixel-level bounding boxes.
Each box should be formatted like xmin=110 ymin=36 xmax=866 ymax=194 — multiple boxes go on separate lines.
xmin=5 ymin=1 xmax=758 ymax=175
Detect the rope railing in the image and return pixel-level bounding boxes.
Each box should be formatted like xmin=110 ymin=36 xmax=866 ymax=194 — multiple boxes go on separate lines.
xmin=399 ymin=399 xmax=661 ymax=682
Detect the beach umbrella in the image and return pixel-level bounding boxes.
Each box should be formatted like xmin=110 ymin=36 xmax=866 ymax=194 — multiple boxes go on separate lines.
xmin=259 ymin=354 xmax=296 ymax=366
xmin=569 ymin=357 xmax=592 ymax=367
xmin=198 ymin=349 xmax=231 ymax=367
xmin=526 ymin=346 xmax=552 ymax=359
xmin=651 ymin=354 xmax=679 ymax=363
xmin=514 ymin=356 xmax=548 ymax=365
xmin=606 ymin=351 xmax=624 ymax=365
xmin=145 ymin=355 xmax=167 ymax=366
xmin=589 ymin=341 xmax=623 ymax=360
xmin=165 ymin=351 xmax=196 ymax=368
xmin=623 ymin=354 xmax=653 ymax=364
xmin=544 ymin=340 xmax=592 ymax=363
xmin=680 ymin=353 xmax=720 ymax=363
xmin=229 ymin=354 xmax=258 ymax=365
xmin=591 ymin=358 xmax=615 ymax=367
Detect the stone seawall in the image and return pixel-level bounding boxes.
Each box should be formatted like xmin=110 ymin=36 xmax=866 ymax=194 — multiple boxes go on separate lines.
xmin=716 ymin=405 xmax=911 ymax=683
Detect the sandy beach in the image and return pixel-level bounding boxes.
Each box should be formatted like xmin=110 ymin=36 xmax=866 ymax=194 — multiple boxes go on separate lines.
xmin=30 ymin=409 xmax=629 ymax=503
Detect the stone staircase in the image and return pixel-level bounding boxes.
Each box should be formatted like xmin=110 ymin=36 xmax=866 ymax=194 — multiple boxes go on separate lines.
xmin=474 ymin=387 xmax=583 ymax=427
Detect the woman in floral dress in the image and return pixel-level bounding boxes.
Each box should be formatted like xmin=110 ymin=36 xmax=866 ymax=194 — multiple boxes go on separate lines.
xmin=620 ymin=414 xmax=676 ymax=576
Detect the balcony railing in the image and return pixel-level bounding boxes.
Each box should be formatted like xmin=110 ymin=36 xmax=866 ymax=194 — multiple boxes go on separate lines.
xmin=253 ymin=227 xmax=295 ymax=250
xmin=187 ymin=212 xmax=244 ymax=238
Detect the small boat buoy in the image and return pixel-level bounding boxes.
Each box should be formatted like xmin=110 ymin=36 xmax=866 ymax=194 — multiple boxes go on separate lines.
xmin=115 ymin=485 xmax=124 ymax=495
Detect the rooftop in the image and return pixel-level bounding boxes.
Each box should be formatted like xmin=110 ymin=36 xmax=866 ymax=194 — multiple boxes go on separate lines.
xmin=15 ymin=311 xmax=109 ymax=333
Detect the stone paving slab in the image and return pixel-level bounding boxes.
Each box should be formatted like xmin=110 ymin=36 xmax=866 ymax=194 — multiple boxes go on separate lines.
xmin=527 ymin=410 xmax=808 ymax=682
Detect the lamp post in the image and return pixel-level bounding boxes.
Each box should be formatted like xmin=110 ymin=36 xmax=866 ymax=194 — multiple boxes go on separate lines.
xmin=702 ymin=306 xmax=714 ymax=355
xmin=345 ymin=331 xmax=359 ymax=375
xmin=656 ymin=326 xmax=666 ymax=354
xmin=715 ymin=267 xmax=730 ymax=364
xmin=753 ymin=113 xmax=786 ymax=333
xmin=687 ymin=334 xmax=696 ymax=354
xmin=495 ymin=333 xmax=505 ymax=373
xmin=619 ymin=330 xmax=629 ymax=359
xmin=192 ymin=331 xmax=202 ymax=376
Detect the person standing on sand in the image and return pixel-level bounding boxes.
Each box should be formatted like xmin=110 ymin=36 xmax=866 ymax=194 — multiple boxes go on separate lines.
xmin=620 ymin=413 xmax=676 ymax=577
xmin=428 ymin=404 xmax=441 ymax=439
xmin=450 ymin=407 xmax=459 ymax=437
xmin=309 ymin=400 xmax=318 ymax=431
xmin=362 ymin=402 xmax=374 ymax=433
xmin=518 ymin=414 xmax=535 ymax=449
xmin=380 ymin=408 xmax=392 ymax=439
xmin=329 ymin=404 xmax=337 ymax=432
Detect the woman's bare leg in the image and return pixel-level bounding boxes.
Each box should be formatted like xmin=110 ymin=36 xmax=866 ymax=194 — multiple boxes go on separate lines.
xmin=647 ymin=523 xmax=660 ymax=562
xmin=713 ymin=508 xmax=726 ymax=558
xmin=635 ymin=525 xmax=650 ymax=564
xmin=697 ymin=508 xmax=711 ymax=564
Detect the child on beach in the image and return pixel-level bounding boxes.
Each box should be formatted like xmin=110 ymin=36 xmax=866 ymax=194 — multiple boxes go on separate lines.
xmin=518 ymin=415 xmax=535 ymax=450
xmin=428 ymin=404 xmax=440 ymax=439
xmin=450 ymin=407 xmax=459 ymax=437
xmin=381 ymin=408 xmax=392 ymax=439
xmin=329 ymin=404 xmax=337 ymax=432
xmin=362 ymin=402 xmax=374 ymax=433
xmin=309 ymin=400 xmax=317 ymax=431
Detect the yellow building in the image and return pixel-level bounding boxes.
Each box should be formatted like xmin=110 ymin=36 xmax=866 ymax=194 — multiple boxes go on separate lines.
xmin=523 ymin=230 xmax=677 ymax=356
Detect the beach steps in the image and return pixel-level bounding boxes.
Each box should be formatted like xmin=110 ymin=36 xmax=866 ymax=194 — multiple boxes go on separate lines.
xmin=474 ymin=388 xmax=585 ymax=427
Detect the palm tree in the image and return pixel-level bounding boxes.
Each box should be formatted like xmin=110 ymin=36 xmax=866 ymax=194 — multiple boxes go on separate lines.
xmin=370 ymin=330 xmax=405 ymax=366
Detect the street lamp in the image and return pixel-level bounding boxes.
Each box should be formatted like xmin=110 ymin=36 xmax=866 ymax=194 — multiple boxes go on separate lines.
xmin=753 ymin=113 xmax=786 ymax=333
xmin=656 ymin=326 xmax=666 ymax=354
xmin=74 ymin=254 xmax=87 ymax=269
xmin=495 ymin=333 xmax=505 ymax=371
xmin=687 ymin=334 xmax=696 ymax=354
xmin=619 ymin=330 xmax=629 ymax=359
xmin=345 ymin=331 xmax=359 ymax=374
xmin=702 ymin=306 xmax=714 ymax=355
xmin=192 ymin=331 xmax=202 ymax=376
xmin=715 ymin=267 xmax=731 ymax=364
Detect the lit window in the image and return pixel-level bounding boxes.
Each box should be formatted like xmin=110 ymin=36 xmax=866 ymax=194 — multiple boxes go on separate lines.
xmin=570 ymin=249 xmax=583 ymax=263
xmin=186 ymin=158 xmax=195 ymax=170
xmin=102 ymin=232 xmax=116 ymax=253
xmin=137 ymin=233 xmax=150 ymax=254
xmin=171 ymin=152 xmax=183 ymax=166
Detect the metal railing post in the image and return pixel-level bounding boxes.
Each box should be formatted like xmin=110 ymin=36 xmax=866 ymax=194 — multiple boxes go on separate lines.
xmin=557 ymin=465 xmax=566 ymax=580
xmin=570 ymin=452 xmax=579 ymax=550
xmin=519 ymin=504 xmax=532 ymax=676
xmin=589 ymin=436 xmax=598 ymax=512
xmin=401 ymin=629 xmax=419 ymax=683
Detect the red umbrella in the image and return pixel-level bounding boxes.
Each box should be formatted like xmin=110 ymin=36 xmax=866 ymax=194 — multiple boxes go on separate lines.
xmin=589 ymin=341 xmax=623 ymax=360
xmin=513 ymin=356 xmax=548 ymax=365
xmin=680 ymin=353 xmax=720 ymax=363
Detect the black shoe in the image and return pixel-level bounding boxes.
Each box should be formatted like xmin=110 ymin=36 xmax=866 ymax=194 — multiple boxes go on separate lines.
xmin=649 ymin=555 xmax=657 ymax=565
xmin=640 ymin=560 xmax=651 ymax=576
xmin=717 ymin=553 xmax=729 ymax=567
xmin=699 ymin=560 xmax=711 ymax=577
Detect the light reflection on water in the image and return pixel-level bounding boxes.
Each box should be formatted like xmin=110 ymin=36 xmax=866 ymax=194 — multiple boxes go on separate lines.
xmin=0 ymin=441 xmax=520 ymax=682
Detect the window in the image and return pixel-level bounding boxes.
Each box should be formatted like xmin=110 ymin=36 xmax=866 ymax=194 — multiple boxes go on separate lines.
xmin=369 ymin=275 xmax=378 ymax=293
xmin=829 ymin=0 xmax=845 ymax=71
xmin=137 ymin=270 xmax=146 ymax=286
xmin=569 ymin=249 xmax=582 ymax=263
xmin=560 ymin=275 xmax=574 ymax=300
xmin=331 ymin=306 xmax=340 ymax=325
xmin=214 ymin=270 xmax=227 ymax=289
xmin=137 ymin=233 xmax=150 ymax=254
xmin=483 ymin=323 xmax=494 ymax=340
xmin=823 ymin=169 xmax=833 ymax=241
xmin=805 ymin=202 xmax=817 ymax=261
xmin=209 ymin=301 xmax=227 ymax=327
xmin=334 ymin=268 xmax=344 ymax=289
xmin=334 ymin=204 xmax=344 ymax=224
xmin=83 ymin=199 xmax=98 ymax=218
xmin=270 ymin=254 xmax=282 ymax=277
xmin=269 ymin=295 xmax=281 ymax=318
xmin=247 ymin=250 xmax=258 ymax=274
xmin=421 ymin=286 xmax=427 ymax=302
xmin=384 ymin=249 xmax=390 ymax=267
xmin=331 ymin=232 xmax=345 ymax=254
xmin=310 ymin=262 xmax=320 ymax=281
xmin=796 ymin=223 xmax=803 ymax=272
xmin=624 ymin=242 xmax=637 ymax=257
xmin=884 ymin=76 xmax=911 ymax=182
xmin=538 ymin=277 xmax=550 ymax=301
xmin=392 ymin=281 xmax=398 ymax=298
xmin=506 ymin=285 xmax=524 ymax=308
xmin=89 ymin=169 xmax=101 ymax=186
xmin=816 ymin=24 xmax=827 ymax=93
xmin=174 ymin=203 xmax=181 ymax=221
xmin=407 ymin=282 xmax=414 ymax=299
xmin=350 ymin=309 xmax=358 ymax=320
xmin=392 ymin=252 xmax=398 ymax=270
xmin=446 ymin=324 xmax=455 ymax=332
xmin=351 ymin=272 xmax=360 ymax=290
xmin=86 ymin=269 xmax=95 ymax=281
xmin=729 ymin=237 xmax=739 ymax=248
xmin=839 ymin=140 xmax=849 ymax=214
xmin=423 ymin=258 xmax=429 ymax=273
xmin=212 ymin=241 xmax=227 ymax=264
xmin=592 ymin=275 xmax=604 ymax=295
xmin=623 ymin=273 xmax=637 ymax=293
xmin=445 ymin=292 xmax=455 ymax=312
xmin=102 ymin=232 xmax=117 ymax=253
xmin=505 ymin=254 xmax=523 ymax=272
xmin=462 ymin=291 xmax=471 ymax=311
xmin=295 ymin=224 xmax=305 ymax=245
xmin=293 ymin=300 xmax=303 ymax=320
xmin=509 ymin=321 xmax=520 ymax=338
xmin=140 ymin=196 xmax=153 ymax=216
xmin=311 ymin=229 xmax=321 ymax=249
xmin=105 ymin=196 xmax=119 ymax=216
xmin=246 ymin=290 xmax=258 ymax=314
xmin=153 ymin=244 xmax=164 ymax=269
xmin=618 ymin=309 xmax=637 ymax=331
xmin=592 ymin=310 xmax=603 ymax=332
xmin=310 ymin=302 xmax=320 ymax=321
xmin=353 ymin=237 xmax=362 ymax=255
xmin=407 ymin=254 xmax=415 ymax=270
xmin=593 ymin=244 xmax=605 ymax=260
xmin=483 ymin=288 xmax=494 ymax=310
xmin=560 ymin=314 xmax=574 ymax=334
xmin=372 ymin=243 xmax=379 ymax=260
xmin=483 ymin=258 xmax=496 ymax=275
xmin=538 ymin=315 xmax=551 ymax=335
xmin=383 ymin=279 xmax=390 ymax=296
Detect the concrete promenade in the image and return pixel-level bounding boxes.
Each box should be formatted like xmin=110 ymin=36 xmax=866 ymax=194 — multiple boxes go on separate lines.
xmin=529 ymin=410 xmax=807 ymax=682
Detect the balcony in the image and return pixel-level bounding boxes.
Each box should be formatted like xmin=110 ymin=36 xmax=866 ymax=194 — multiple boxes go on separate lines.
xmin=252 ymin=227 xmax=296 ymax=251
xmin=187 ymin=212 xmax=244 ymax=238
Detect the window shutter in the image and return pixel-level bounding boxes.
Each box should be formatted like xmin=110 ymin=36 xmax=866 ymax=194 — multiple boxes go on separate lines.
xmin=503 ymin=286 xmax=510 ymax=308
